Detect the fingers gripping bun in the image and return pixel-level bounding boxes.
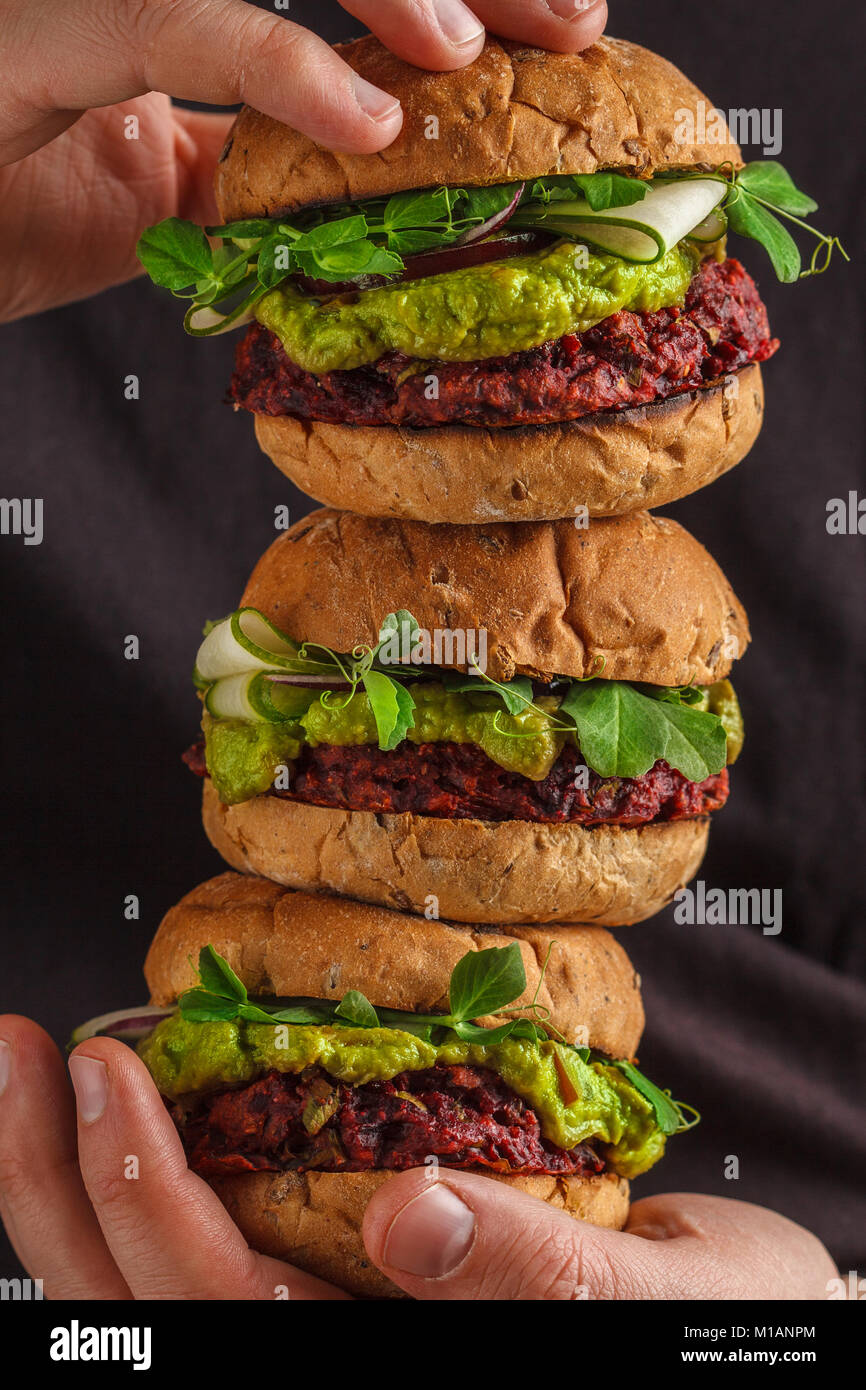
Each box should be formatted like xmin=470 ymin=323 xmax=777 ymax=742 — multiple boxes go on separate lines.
xmin=215 ymin=36 xmax=741 ymax=220
xmin=211 ymin=1169 xmax=630 ymax=1298
xmin=145 ymin=877 xmax=639 ymax=1296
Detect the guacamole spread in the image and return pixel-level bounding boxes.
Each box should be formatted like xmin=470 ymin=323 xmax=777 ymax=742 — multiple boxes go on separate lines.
xmin=138 ymin=1014 xmax=665 ymax=1179
xmin=254 ymin=240 xmax=698 ymax=375
xmin=202 ymin=679 xmax=742 ymax=806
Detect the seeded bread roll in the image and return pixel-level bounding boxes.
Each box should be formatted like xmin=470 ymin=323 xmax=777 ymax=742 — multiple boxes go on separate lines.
xmin=215 ymin=35 xmax=741 ymax=220
xmin=201 ymin=781 xmax=711 ymax=928
xmin=239 ymin=507 xmax=749 ymax=686
xmin=144 ymin=871 xmax=645 ymax=1056
xmin=211 ymin=1169 xmax=630 ymax=1299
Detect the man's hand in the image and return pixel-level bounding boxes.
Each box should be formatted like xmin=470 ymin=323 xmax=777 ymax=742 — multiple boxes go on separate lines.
xmin=362 ymin=1169 xmax=839 ymax=1300
xmin=0 ymin=0 xmax=608 ymax=320
xmin=0 ymin=1015 xmax=837 ymax=1301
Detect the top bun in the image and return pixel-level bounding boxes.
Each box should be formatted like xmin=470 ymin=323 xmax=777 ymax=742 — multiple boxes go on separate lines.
xmin=215 ymin=35 xmax=742 ymax=220
xmin=240 ymin=508 xmax=749 ymax=686
xmin=144 ymin=872 xmax=645 ymax=1058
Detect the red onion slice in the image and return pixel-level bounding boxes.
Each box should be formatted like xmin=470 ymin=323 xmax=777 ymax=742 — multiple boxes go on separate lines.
xmin=453 ymin=182 xmax=525 ymax=246
xmin=69 ymin=1007 xmax=174 ymax=1047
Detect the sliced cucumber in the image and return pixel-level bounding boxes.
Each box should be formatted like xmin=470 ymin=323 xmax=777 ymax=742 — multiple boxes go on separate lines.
xmin=196 ymin=607 xmax=351 ymax=684
xmin=687 ymin=207 xmax=728 ymax=243
xmin=531 ymin=178 xmax=726 ymax=263
xmin=205 ymin=671 xmax=267 ymax=720
xmin=195 ymin=609 xmax=299 ymax=681
xmin=204 ymin=671 xmax=317 ymax=721
xmin=184 ymin=284 xmax=268 ymax=337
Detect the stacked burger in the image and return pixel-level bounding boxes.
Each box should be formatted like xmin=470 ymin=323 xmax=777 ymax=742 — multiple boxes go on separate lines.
xmin=83 ymin=33 xmax=834 ymax=1297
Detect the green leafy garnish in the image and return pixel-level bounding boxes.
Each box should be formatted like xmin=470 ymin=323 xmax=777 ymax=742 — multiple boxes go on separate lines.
xmin=197 ymin=944 xmax=247 ymax=1000
xmin=530 ymin=172 xmax=651 ymax=211
xmin=685 ymin=161 xmax=845 ymax=282
xmin=448 ymin=943 xmax=529 ymax=1020
xmin=136 ymin=218 xmax=214 ymax=290
xmin=137 ymin=161 xmax=843 ymax=339
xmin=197 ymin=607 xmax=732 ymax=781
xmin=443 ymin=671 xmax=535 ymax=716
xmin=613 ymin=1061 xmax=700 ymax=1137
xmin=174 ymin=944 xmax=697 ymax=1139
xmin=180 ymin=946 xmax=331 ymax=1025
xmin=361 ymin=668 xmax=415 ymax=751
xmin=559 ymin=679 xmax=728 ymax=781
xmin=334 ymin=990 xmax=380 ymax=1028
xmin=178 ymin=939 xmax=553 ymax=1045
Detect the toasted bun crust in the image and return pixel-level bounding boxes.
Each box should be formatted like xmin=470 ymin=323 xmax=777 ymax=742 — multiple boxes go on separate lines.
xmin=215 ymin=36 xmax=741 ymax=219
xmin=253 ymin=367 xmax=764 ymax=524
xmin=201 ymin=782 xmax=710 ymax=928
xmin=144 ymin=870 xmax=645 ymax=1055
xmin=241 ymin=507 xmax=748 ymax=685
xmin=210 ymin=1169 xmax=630 ymax=1297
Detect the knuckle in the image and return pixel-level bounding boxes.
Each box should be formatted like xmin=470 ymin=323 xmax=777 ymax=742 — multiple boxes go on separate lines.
xmin=509 ymin=1225 xmax=584 ymax=1300
xmin=86 ymin=1165 xmax=140 ymax=1224
xmin=0 ymin=1150 xmax=37 ymax=1204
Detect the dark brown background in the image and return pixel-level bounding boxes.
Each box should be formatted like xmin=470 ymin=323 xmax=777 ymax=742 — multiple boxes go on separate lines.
xmin=1 ymin=0 xmax=864 ymax=1281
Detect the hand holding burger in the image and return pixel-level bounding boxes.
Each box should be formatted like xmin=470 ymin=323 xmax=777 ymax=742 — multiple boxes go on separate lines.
xmin=0 ymin=1015 xmax=837 ymax=1300
xmin=0 ymin=0 xmax=608 ymax=321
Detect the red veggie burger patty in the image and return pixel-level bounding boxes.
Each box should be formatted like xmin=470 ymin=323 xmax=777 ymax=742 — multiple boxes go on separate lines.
xmin=230 ymin=257 xmax=777 ymax=428
xmin=279 ymin=741 xmax=728 ymax=826
xmin=173 ymin=1064 xmax=604 ymax=1177
xmin=185 ymin=738 xmax=729 ymax=826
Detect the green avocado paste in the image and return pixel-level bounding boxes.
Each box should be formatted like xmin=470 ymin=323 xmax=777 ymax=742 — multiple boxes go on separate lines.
xmin=254 ymin=239 xmax=697 ymax=375
xmin=138 ymin=1014 xmax=666 ymax=1179
xmin=202 ymin=678 xmax=743 ymax=806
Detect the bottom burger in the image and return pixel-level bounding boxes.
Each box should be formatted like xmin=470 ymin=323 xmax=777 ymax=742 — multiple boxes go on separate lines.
xmin=73 ymin=873 xmax=696 ymax=1297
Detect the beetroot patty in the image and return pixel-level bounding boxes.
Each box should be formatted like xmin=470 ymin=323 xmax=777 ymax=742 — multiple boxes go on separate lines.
xmin=174 ymin=1064 xmax=604 ymax=1178
xmin=230 ymin=257 xmax=777 ymax=428
xmin=184 ymin=737 xmax=729 ymax=825
xmin=280 ymin=740 xmax=729 ymax=826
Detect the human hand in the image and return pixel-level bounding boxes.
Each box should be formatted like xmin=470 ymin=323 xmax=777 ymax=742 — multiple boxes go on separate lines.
xmin=0 ymin=1015 xmax=836 ymax=1301
xmin=0 ymin=1017 xmax=348 ymax=1298
xmin=362 ymin=1165 xmax=839 ymax=1301
xmin=0 ymin=0 xmax=607 ymax=320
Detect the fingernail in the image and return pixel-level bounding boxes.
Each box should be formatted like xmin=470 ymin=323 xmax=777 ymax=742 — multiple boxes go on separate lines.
xmin=69 ymin=1056 xmax=108 ymax=1124
xmin=383 ymin=1183 xmax=475 ymax=1277
xmin=546 ymin=0 xmax=599 ymax=19
xmin=0 ymin=1041 xmax=10 ymax=1097
xmin=352 ymin=75 xmax=403 ymax=125
xmin=433 ymin=0 xmax=485 ymax=47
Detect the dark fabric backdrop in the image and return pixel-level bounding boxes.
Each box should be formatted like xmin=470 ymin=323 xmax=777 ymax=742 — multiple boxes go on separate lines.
xmin=1 ymin=0 xmax=864 ymax=1281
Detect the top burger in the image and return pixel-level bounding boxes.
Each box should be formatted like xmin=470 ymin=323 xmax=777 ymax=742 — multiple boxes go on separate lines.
xmin=138 ymin=35 xmax=841 ymax=523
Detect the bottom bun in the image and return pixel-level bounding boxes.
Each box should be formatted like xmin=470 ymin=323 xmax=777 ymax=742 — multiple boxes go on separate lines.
xmin=211 ymin=1169 xmax=630 ymax=1298
xmin=253 ymin=366 xmax=764 ymax=523
xmin=202 ymin=781 xmax=709 ymax=926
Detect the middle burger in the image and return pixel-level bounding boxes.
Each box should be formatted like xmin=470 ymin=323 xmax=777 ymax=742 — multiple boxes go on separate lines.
xmin=186 ymin=508 xmax=748 ymax=926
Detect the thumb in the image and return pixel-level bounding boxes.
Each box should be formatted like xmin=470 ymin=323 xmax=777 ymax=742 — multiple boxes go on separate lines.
xmin=362 ymin=1171 xmax=837 ymax=1300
